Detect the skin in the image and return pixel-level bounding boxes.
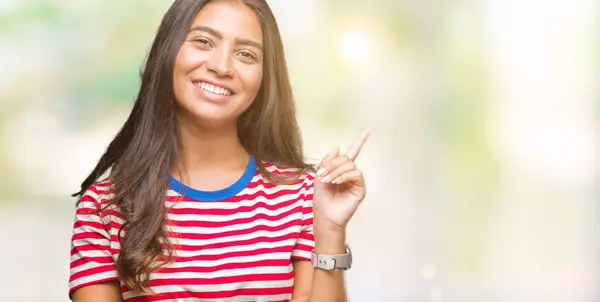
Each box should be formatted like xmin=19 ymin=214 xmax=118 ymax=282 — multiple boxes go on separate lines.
xmin=173 ymin=0 xmax=263 ymax=131
xmin=171 ymin=0 xmax=264 ymax=190
xmin=306 ymin=128 xmax=370 ymax=302
xmin=73 ymin=2 xmax=370 ymax=301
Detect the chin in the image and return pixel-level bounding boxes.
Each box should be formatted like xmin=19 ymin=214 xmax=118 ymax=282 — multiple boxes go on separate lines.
xmin=177 ymin=94 xmax=253 ymax=130
xmin=183 ymin=110 xmax=238 ymax=129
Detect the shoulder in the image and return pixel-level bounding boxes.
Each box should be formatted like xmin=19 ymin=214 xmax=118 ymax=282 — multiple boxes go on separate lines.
xmin=75 ymin=179 xmax=117 ymax=214
xmin=262 ymin=161 xmax=315 ymax=182
xmin=259 ymin=162 xmax=315 ymax=198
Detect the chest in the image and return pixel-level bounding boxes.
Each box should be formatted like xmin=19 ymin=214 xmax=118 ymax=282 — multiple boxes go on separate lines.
xmin=110 ymin=196 xmax=305 ymax=301
xmin=164 ymin=197 xmax=304 ymax=263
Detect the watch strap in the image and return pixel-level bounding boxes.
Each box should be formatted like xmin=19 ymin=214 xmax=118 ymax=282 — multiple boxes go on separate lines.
xmin=310 ymin=244 xmax=353 ymax=270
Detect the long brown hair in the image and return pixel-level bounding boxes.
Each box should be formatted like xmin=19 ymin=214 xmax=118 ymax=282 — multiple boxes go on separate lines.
xmin=72 ymin=0 xmax=312 ymax=292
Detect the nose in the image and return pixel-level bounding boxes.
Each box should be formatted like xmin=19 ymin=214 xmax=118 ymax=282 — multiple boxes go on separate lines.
xmin=206 ymin=47 xmax=234 ymax=78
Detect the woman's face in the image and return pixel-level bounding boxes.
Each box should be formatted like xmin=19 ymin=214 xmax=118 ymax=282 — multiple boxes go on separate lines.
xmin=173 ymin=0 xmax=264 ymax=129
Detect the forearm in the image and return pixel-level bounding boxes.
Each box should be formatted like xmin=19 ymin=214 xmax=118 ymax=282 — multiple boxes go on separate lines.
xmin=309 ymin=228 xmax=348 ymax=302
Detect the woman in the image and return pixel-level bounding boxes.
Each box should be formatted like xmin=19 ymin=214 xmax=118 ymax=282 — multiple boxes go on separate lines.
xmin=68 ymin=0 xmax=370 ymax=301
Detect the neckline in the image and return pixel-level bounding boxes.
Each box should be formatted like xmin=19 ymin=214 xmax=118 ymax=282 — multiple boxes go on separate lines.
xmin=168 ymin=155 xmax=257 ymax=202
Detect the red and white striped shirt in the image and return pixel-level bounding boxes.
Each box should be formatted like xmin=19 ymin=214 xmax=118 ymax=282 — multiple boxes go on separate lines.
xmin=69 ymin=157 xmax=315 ymax=301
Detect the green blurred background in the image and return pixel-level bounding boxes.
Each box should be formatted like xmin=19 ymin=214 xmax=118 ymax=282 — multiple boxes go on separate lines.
xmin=0 ymin=0 xmax=598 ymax=301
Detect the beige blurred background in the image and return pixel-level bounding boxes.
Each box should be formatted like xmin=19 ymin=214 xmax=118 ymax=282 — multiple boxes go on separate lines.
xmin=0 ymin=0 xmax=598 ymax=301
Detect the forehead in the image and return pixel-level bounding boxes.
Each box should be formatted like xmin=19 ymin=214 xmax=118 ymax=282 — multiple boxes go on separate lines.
xmin=191 ymin=1 xmax=263 ymax=41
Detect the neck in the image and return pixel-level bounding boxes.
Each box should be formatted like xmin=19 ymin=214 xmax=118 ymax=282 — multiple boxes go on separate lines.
xmin=176 ymin=120 xmax=249 ymax=173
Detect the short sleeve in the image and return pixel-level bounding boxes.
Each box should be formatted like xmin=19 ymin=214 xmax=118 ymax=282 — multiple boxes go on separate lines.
xmin=291 ymin=173 xmax=315 ymax=261
xmin=68 ymin=185 xmax=119 ymax=299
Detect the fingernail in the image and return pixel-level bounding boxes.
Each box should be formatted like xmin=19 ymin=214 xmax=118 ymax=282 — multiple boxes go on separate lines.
xmin=321 ymin=174 xmax=332 ymax=183
xmin=363 ymin=127 xmax=373 ymax=138
xmin=316 ymin=168 xmax=327 ymax=177
xmin=331 ymin=177 xmax=342 ymax=184
xmin=329 ymin=145 xmax=339 ymax=156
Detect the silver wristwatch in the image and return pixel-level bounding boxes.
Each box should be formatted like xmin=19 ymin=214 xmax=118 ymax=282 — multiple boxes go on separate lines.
xmin=311 ymin=244 xmax=353 ymax=270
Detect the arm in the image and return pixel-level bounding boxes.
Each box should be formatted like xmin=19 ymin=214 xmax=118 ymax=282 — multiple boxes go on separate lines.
xmin=291 ymin=259 xmax=313 ymax=301
xmin=290 ymin=174 xmax=348 ymax=302
xmin=69 ymin=185 xmax=122 ymax=301
xmin=291 ymin=230 xmax=348 ymax=302
xmin=72 ymin=282 xmax=123 ymax=302
xmin=309 ymin=228 xmax=348 ymax=302
xmin=300 ymin=128 xmax=371 ymax=301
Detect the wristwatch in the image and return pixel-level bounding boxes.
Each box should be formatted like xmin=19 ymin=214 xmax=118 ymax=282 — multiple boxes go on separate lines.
xmin=311 ymin=244 xmax=353 ymax=270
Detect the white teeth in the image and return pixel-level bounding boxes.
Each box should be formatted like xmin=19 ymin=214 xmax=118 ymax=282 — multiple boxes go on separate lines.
xmin=195 ymin=82 xmax=232 ymax=96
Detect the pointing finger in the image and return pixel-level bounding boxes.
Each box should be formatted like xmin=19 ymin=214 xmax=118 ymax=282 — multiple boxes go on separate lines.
xmin=345 ymin=128 xmax=371 ymax=161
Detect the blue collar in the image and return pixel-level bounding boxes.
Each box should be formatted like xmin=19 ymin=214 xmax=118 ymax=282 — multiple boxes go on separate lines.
xmin=168 ymin=155 xmax=257 ymax=201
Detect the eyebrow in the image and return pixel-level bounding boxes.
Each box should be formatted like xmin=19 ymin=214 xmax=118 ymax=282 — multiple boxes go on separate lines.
xmin=189 ymin=25 xmax=263 ymax=52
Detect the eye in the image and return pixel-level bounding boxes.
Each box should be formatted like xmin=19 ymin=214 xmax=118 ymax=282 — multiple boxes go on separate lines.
xmin=237 ymin=50 xmax=259 ymax=62
xmin=190 ymin=36 xmax=213 ymax=48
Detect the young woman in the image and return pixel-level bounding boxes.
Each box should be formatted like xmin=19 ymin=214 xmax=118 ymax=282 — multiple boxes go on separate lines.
xmin=68 ymin=0 xmax=370 ymax=301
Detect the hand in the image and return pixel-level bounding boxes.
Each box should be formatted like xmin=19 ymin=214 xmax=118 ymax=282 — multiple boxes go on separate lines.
xmin=312 ymin=128 xmax=371 ymax=233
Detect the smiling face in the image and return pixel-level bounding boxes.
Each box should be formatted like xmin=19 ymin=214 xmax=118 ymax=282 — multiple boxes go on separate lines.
xmin=173 ymin=0 xmax=264 ymax=129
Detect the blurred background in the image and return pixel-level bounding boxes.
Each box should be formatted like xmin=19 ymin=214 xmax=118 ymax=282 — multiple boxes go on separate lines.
xmin=0 ymin=0 xmax=597 ymax=301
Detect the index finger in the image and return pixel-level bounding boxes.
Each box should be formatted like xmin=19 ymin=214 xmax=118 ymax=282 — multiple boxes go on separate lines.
xmin=345 ymin=127 xmax=371 ymax=161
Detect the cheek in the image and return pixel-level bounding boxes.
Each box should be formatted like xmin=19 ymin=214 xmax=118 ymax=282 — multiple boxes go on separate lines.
xmin=173 ymin=46 xmax=205 ymax=102
xmin=174 ymin=45 xmax=205 ymax=76
xmin=240 ymin=67 xmax=263 ymax=95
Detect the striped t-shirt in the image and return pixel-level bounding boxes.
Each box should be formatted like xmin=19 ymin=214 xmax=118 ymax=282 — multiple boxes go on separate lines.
xmin=68 ymin=157 xmax=316 ymax=301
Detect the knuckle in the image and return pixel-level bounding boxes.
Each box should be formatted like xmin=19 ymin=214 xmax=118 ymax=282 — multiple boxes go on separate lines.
xmin=348 ymin=161 xmax=357 ymax=170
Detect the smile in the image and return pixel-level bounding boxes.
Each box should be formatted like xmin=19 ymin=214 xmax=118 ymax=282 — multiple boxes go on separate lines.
xmin=193 ymin=81 xmax=233 ymax=96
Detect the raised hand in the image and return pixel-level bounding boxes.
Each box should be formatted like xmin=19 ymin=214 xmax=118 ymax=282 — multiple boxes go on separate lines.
xmin=312 ymin=128 xmax=371 ymax=232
